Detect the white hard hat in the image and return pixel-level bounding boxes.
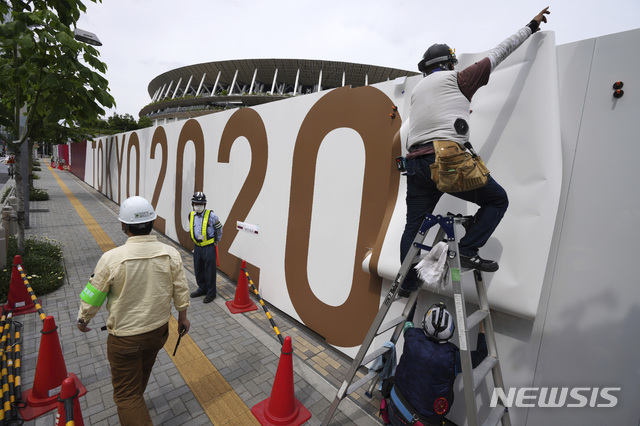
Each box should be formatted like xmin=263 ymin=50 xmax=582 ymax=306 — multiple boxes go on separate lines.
xmin=118 ymin=196 xmax=157 ymax=224
xmin=423 ymin=303 xmax=455 ymax=343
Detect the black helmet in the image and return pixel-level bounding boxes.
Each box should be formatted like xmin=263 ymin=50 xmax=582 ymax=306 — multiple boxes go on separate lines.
xmin=191 ymin=192 xmax=207 ymax=204
xmin=418 ymin=44 xmax=458 ymax=74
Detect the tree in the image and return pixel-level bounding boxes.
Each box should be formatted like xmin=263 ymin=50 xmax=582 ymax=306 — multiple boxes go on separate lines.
xmin=0 ymin=0 xmax=115 ymax=254
xmin=137 ymin=115 xmax=152 ymax=129
xmin=107 ymin=112 xmax=137 ymax=133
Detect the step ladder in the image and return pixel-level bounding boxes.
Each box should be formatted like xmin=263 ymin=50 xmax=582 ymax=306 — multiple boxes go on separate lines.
xmin=322 ymin=213 xmax=511 ymax=426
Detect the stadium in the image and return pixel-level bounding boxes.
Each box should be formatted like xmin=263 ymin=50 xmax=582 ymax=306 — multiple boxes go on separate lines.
xmin=140 ymin=58 xmax=419 ymax=124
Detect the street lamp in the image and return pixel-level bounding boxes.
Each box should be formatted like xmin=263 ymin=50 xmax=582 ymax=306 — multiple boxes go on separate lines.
xmin=73 ymin=28 xmax=102 ymax=46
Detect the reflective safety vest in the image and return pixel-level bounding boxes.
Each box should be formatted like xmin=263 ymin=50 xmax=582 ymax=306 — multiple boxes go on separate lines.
xmin=189 ymin=210 xmax=216 ymax=247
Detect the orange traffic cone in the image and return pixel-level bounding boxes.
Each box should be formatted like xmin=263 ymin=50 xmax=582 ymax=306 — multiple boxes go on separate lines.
xmin=20 ymin=316 xmax=86 ymax=421
xmin=226 ymin=260 xmax=258 ymax=314
xmin=251 ymin=336 xmax=311 ymax=425
xmin=3 ymin=255 xmax=38 ymax=315
xmin=55 ymin=376 xmax=84 ymax=426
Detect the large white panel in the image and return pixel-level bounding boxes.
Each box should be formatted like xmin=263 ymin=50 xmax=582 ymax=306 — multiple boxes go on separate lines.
xmin=530 ymin=29 xmax=640 ymax=425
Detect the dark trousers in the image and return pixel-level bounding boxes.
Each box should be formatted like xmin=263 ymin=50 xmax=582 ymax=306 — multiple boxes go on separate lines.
xmin=400 ymin=154 xmax=508 ymax=292
xmin=107 ymin=323 xmax=169 ymax=426
xmin=194 ymin=244 xmax=217 ymax=297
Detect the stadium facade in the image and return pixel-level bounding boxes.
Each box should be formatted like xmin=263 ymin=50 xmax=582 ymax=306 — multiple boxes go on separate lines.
xmin=141 ymin=58 xmax=419 ymax=125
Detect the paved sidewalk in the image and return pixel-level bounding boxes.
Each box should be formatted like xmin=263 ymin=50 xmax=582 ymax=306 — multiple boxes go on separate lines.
xmin=9 ymin=162 xmax=383 ymax=425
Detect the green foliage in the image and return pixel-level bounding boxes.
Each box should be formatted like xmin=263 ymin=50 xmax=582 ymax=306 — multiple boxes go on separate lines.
xmin=137 ymin=115 xmax=152 ymax=129
xmin=30 ymin=186 xmax=48 ymax=201
xmin=80 ymin=112 xmax=154 ymax=136
xmin=0 ymin=0 xmax=111 ymax=254
xmin=1 ymin=186 xmax=12 ymax=203
xmin=0 ymin=0 xmax=114 ymax=145
xmin=1 ymin=185 xmax=49 ymax=201
xmin=0 ymin=236 xmax=65 ymax=303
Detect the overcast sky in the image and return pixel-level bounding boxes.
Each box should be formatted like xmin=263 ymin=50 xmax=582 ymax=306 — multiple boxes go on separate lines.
xmin=76 ymin=0 xmax=640 ymax=119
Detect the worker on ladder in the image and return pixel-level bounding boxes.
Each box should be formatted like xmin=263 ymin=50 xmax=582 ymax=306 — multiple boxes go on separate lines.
xmin=386 ymin=303 xmax=487 ymax=426
xmin=399 ymin=7 xmax=551 ymax=297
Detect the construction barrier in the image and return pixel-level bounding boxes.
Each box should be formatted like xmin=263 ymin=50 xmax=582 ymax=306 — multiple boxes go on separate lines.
xmin=14 ymin=263 xmax=47 ymax=321
xmin=251 ymin=336 xmax=311 ymax=426
xmin=1 ymin=258 xmax=85 ymax=424
xmin=20 ymin=315 xmax=86 ymax=421
xmin=0 ymin=311 xmax=24 ymax=425
xmin=55 ymin=377 xmax=84 ymax=426
xmin=12 ymin=321 xmax=25 ymax=408
xmin=245 ymin=269 xmax=284 ymax=346
xmin=3 ymin=255 xmax=42 ymax=316
xmin=225 ymin=260 xmax=258 ymax=314
xmin=12 ymin=320 xmax=24 ymax=415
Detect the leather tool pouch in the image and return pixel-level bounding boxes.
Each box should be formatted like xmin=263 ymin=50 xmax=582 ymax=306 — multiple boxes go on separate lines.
xmin=430 ymin=140 xmax=490 ymax=193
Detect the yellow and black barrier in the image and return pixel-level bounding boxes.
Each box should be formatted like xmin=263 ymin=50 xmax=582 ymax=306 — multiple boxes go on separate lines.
xmin=0 ymin=312 xmax=23 ymax=425
xmin=243 ymin=269 xmax=285 ymax=346
xmin=15 ymin=264 xmax=47 ymax=321
xmin=0 ymin=311 xmax=12 ymax=358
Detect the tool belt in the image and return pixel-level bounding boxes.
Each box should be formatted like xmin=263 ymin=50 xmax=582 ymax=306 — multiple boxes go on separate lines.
xmin=430 ymin=141 xmax=489 ymax=193
xmin=389 ymin=385 xmax=443 ymax=426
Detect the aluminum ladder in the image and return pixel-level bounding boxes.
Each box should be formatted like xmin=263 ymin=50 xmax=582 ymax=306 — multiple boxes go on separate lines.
xmin=321 ymin=213 xmax=511 ymax=426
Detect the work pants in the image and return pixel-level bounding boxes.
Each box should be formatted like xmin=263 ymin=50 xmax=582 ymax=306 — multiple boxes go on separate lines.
xmin=107 ymin=323 xmax=169 ymax=426
xmin=400 ymin=153 xmax=508 ymax=292
xmin=194 ymin=244 xmax=217 ymax=297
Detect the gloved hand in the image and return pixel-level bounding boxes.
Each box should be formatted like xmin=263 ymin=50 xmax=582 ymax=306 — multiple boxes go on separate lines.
xmin=531 ymin=7 xmax=550 ymax=32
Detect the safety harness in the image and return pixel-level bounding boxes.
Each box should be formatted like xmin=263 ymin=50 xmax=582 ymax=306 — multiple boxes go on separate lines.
xmin=390 ymin=385 xmax=444 ymax=426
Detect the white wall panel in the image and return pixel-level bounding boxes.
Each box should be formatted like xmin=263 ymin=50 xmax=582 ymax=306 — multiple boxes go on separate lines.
xmin=528 ymin=29 xmax=640 ymax=425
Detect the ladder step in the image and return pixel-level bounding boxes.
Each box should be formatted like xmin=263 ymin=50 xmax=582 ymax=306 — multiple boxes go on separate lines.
xmin=347 ymin=370 xmax=378 ymax=395
xmin=361 ymin=345 xmax=392 ymax=367
xmin=377 ymin=316 xmax=407 ymax=336
xmin=473 ymin=356 xmax=498 ymax=388
xmin=482 ymin=405 xmax=507 ymax=426
xmin=466 ymin=310 xmax=488 ymax=329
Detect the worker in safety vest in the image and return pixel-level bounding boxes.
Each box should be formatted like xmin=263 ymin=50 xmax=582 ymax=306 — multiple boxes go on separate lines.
xmin=188 ymin=191 xmax=223 ymax=303
xmin=387 ymin=303 xmax=486 ymax=426
xmin=76 ymin=196 xmax=191 ymax=426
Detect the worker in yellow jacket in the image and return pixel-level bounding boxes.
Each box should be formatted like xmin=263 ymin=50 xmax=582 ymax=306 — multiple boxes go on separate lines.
xmin=76 ymin=196 xmax=190 ymax=426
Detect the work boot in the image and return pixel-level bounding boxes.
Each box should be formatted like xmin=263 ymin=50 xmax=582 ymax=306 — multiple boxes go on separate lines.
xmin=190 ymin=290 xmax=206 ymax=298
xmin=459 ymin=254 xmax=499 ymax=272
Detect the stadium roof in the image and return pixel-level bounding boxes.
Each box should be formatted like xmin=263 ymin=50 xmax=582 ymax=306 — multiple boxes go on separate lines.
xmin=142 ymin=58 xmax=418 ymax=119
